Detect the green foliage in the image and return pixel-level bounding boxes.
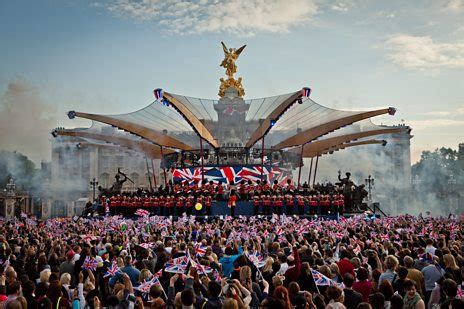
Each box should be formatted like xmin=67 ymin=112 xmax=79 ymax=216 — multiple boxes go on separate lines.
xmin=412 ymin=146 xmax=463 ymax=192
xmin=0 ymin=150 xmax=37 ymax=191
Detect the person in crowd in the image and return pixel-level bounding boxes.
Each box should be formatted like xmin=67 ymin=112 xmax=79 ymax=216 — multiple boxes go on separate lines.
xmin=378 ymin=255 xmax=399 ymax=285
xmin=353 ymin=267 xmax=373 ymax=302
xmin=403 ymin=279 xmax=426 ymax=309
xmin=343 ymin=273 xmax=363 ymax=309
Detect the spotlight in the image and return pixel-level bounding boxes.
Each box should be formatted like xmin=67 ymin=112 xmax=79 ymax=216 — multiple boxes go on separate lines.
xmin=67 ymin=111 xmax=76 ymax=119
xmin=388 ymin=107 xmax=397 ymax=115
xmin=382 ymin=140 xmax=387 ymax=146
xmin=270 ymin=119 xmax=277 ymax=127
xmin=297 ymin=98 xmax=303 ymax=104
xmin=51 ymin=130 xmax=58 ymax=138
xmin=76 ymin=143 xmax=82 ymax=149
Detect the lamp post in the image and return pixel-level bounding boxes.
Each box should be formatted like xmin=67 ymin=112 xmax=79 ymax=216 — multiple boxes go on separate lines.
xmin=365 ymin=175 xmax=374 ymax=203
xmin=90 ymin=178 xmax=98 ymax=201
xmin=448 ymin=174 xmax=457 ymax=213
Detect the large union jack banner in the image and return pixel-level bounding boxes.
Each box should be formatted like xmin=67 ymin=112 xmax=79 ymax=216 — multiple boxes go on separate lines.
xmin=172 ymin=165 xmax=292 ymax=185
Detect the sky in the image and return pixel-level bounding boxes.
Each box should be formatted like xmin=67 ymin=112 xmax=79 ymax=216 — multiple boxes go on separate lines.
xmin=0 ymin=0 xmax=463 ymax=165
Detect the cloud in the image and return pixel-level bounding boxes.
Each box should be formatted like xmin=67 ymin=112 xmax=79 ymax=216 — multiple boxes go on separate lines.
xmin=100 ymin=0 xmax=319 ymax=35
xmin=424 ymin=111 xmax=451 ymax=116
xmin=384 ymin=35 xmax=464 ymax=70
xmin=457 ymin=107 xmax=464 ymax=114
xmin=444 ymin=0 xmax=464 ymax=12
xmin=0 ymin=79 xmax=57 ymax=164
xmin=408 ymin=118 xmax=464 ymax=130
xmin=330 ymin=2 xmax=353 ymax=12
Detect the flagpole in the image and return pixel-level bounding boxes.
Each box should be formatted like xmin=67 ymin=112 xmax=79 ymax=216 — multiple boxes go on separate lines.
xmin=157 ymin=279 xmax=168 ymax=300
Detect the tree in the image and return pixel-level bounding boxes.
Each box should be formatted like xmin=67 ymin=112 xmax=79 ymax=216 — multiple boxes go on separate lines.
xmin=412 ymin=146 xmax=462 ymax=193
xmin=0 ymin=150 xmax=36 ymax=191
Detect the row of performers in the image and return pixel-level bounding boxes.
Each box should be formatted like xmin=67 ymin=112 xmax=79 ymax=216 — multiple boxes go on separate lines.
xmin=102 ymin=193 xmax=345 ymax=216
xmin=170 ymin=180 xmax=298 ymax=196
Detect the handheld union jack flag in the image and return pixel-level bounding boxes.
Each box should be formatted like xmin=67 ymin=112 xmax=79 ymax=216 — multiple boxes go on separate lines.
xmin=212 ymin=269 xmax=222 ymax=282
xmin=457 ymin=285 xmax=463 ymax=299
xmin=246 ymin=251 xmax=266 ymax=268
xmin=104 ymin=260 xmax=120 ymax=278
xmin=311 ymin=269 xmax=344 ymax=288
xmin=164 ymin=256 xmax=188 ymax=274
xmin=134 ymin=276 xmax=159 ymax=296
xmin=135 ymin=209 xmax=150 ymax=217
xmin=380 ymin=234 xmax=390 ymax=241
xmin=311 ymin=269 xmax=331 ymax=286
xmin=138 ymin=242 xmax=154 ymax=249
xmin=82 ymin=257 xmax=98 ymax=271
xmin=194 ymin=244 xmax=207 ymax=257
xmin=1 ymin=258 xmax=10 ymax=274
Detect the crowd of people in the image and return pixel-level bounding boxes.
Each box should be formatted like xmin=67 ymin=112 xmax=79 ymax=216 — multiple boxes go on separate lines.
xmin=94 ymin=176 xmax=366 ymax=218
xmin=0 ymin=213 xmax=463 ymax=309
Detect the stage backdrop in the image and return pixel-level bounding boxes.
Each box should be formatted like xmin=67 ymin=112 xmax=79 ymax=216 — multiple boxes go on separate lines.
xmin=172 ymin=165 xmax=292 ymax=185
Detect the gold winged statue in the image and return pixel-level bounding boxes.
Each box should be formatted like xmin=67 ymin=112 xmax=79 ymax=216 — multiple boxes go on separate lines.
xmin=219 ymin=42 xmax=246 ymax=97
xmin=220 ymin=42 xmax=246 ymax=79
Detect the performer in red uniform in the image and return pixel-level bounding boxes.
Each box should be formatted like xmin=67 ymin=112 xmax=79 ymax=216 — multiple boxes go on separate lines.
xmin=175 ymin=195 xmax=184 ymax=216
xmin=263 ymin=194 xmax=271 ymax=215
xmin=109 ymin=195 xmax=117 ymax=215
xmin=274 ymin=194 xmax=283 ymax=215
xmin=309 ymin=195 xmax=318 ymax=215
xmin=166 ymin=195 xmax=174 ymax=216
xmin=297 ymin=194 xmax=305 ymax=216
xmin=204 ymin=194 xmax=212 ymax=216
xmin=252 ymin=192 xmax=260 ymax=215
xmin=228 ymin=190 xmax=237 ymax=217
xmin=321 ymin=194 xmax=330 ymax=215
xmin=159 ymin=195 xmax=166 ymax=216
xmin=217 ymin=181 xmax=224 ymax=201
xmin=185 ymin=194 xmax=194 ymax=216
xmin=152 ymin=195 xmax=159 ymax=215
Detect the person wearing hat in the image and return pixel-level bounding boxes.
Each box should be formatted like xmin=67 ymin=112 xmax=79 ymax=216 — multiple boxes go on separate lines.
xmin=59 ymin=250 xmax=75 ymax=285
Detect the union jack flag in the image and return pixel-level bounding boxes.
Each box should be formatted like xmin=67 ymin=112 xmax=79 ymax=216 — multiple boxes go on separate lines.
xmin=262 ymin=230 xmax=270 ymax=239
xmin=311 ymin=269 xmax=332 ymax=286
xmin=213 ymin=269 xmax=222 ymax=282
xmin=189 ymin=258 xmax=212 ymax=274
xmin=246 ymin=251 xmax=266 ymax=268
xmin=165 ymin=256 xmax=188 ymax=274
xmin=311 ymin=269 xmax=342 ymax=288
xmin=353 ymin=245 xmax=361 ymax=256
xmin=173 ymin=165 xmax=292 ymax=185
xmin=135 ymin=209 xmax=149 ymax=217
xmin=380 ymin=234 xmax=390 ymax=241
xmin=104 ymin=260 xmax=120 ymax=278
xmin=194 ymin=244 xmax=207 ymax=257
xmin=82 ymin=257 xmax=98 ymax=271
xmin=135 ymin=276 xmax=160 ymax=295
xmin=1 ymin=258 xmax=10 ymax=274
xmin=457 ymin=285 xmax=463 ymax=299
xmin=301 ymin=87 xmax=311 ymax=97
xmin=138 ymin=242 xmax=154 ymax=249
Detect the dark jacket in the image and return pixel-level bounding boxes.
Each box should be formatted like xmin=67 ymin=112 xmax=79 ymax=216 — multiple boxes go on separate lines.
xmin=343 ymin=288 xmax=363 ymax=309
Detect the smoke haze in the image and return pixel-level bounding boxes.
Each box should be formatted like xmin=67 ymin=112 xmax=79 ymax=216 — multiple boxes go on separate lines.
xmin=0 ymin=79 xmax=58 ymax=164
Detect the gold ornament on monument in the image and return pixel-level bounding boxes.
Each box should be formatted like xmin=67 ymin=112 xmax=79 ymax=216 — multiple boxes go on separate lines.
xmin=219 ymin=42 xmax=246 ymax=97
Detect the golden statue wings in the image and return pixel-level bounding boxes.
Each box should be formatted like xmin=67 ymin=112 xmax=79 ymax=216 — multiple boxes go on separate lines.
xmin=220 ymin=41 xmax=246 ymax=79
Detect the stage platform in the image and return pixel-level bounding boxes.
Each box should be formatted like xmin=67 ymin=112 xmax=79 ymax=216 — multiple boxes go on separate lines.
xmin=101 ymin=201 xmax=369 ymax=219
